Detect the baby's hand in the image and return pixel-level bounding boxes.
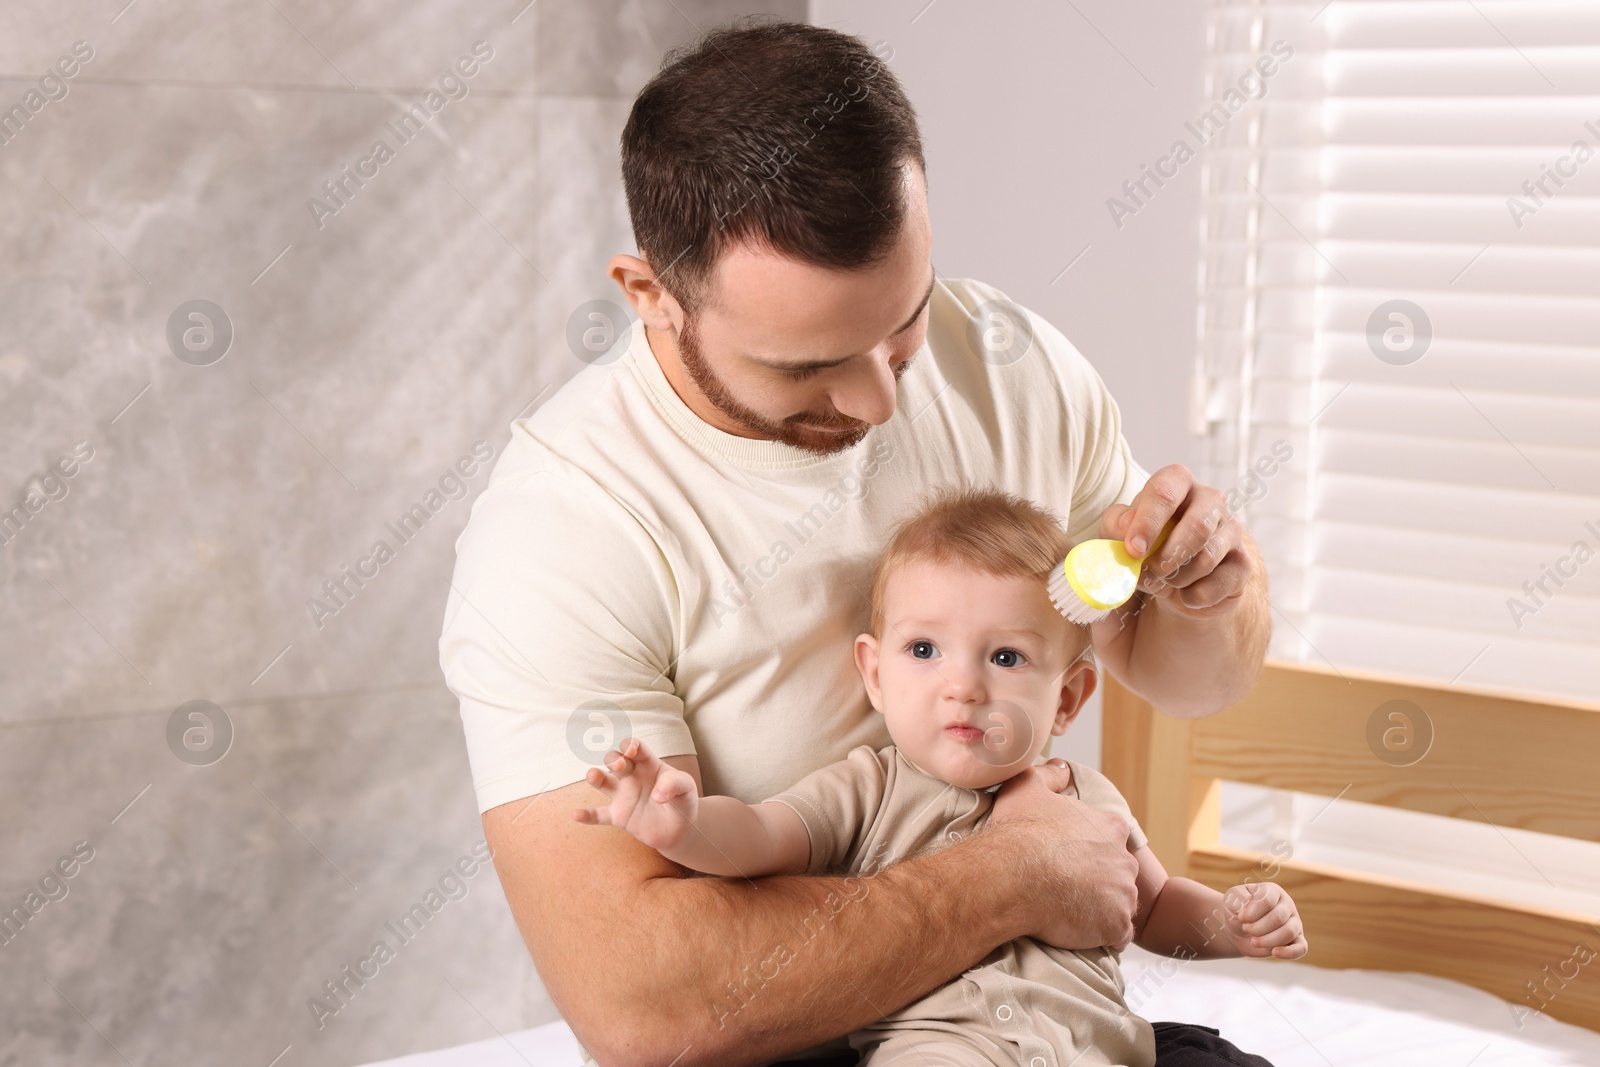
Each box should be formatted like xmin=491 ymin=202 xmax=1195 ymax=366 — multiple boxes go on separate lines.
xmin=1221 ymin=882 xmax=1308 ymax=960
xmin=572 ymin=737 xmax=699 ymax=853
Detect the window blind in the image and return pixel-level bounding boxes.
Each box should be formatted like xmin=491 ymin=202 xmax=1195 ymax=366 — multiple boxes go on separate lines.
xmin=1196 ymin=0 xmax=1600 ymax=704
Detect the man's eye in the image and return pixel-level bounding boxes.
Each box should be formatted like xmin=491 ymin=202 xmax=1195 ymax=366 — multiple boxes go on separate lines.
xmin=787 ymin=365 xmax=823 ymax=381
xmin=992 ymin=649 xmax=1025 ymax=668
xmin=908 ymin=640 xmax=937 ymax=659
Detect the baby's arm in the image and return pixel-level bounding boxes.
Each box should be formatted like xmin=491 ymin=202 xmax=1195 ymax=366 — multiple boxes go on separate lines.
xmin=660 ymin=796 xmax=811 ymax=878
xmin=1130 ymin=844 xmax=1308 ymax=960
xmin=572 ymin=736 xmax=811 ymax=879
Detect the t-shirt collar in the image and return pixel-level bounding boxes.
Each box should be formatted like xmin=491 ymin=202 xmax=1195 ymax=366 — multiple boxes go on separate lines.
xmin=892 ymin=745 xmax=1049 ymax=795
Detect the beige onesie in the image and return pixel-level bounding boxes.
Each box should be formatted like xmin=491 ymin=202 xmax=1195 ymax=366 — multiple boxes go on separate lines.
xmin=764 ymin=744 xmax=1158 ymax=1067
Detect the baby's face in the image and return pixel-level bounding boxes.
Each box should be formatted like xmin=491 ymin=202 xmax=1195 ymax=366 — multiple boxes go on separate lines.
xmin=854 ymin=558 xmax=1096 ymax=791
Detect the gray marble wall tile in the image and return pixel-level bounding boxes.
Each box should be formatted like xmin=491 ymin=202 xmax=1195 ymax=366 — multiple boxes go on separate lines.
xmin=0 ymin=686 xmax=545 ymax=1067
xmin=3 ymin=1 xmax=819 ymax=1062
xmin=537 ymin=0 xmax=808 ymax=97
xmin=0 ymin=2 xmax=539 ymax=93
xmin=1 ymin=78 xmax=545 ymax=721
xmin=0 ymin=5 xmax=329 ymax=89
xmin=259 ymin=1 xmax=541 ymax=93
xmin=534 ymin=96 xmax=640 ymax=381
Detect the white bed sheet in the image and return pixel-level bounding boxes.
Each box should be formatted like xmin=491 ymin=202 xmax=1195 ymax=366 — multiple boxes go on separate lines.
xmin=355 ymin=946 xmax=1600 ymax=1067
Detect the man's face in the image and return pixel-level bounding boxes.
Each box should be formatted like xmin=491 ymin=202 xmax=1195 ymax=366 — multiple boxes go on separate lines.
xmin=673 ymin=162 xmax=935 ymax=456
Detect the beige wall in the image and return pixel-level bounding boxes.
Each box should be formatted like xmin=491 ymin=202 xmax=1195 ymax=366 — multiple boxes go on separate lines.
xmin=810 ymin=0 xmax=1207 ymax=766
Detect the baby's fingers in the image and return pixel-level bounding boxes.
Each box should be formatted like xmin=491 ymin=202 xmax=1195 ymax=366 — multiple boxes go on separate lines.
xmin=1228 ymin=884 xmax=1278 ymax=924
xmin=650 ymin=769 xmax=695 ymax=804
xmin=600 ymin=741 xmax=641 ymax=779
xmin=1271 ymin=934 xmax=1310 ymax=960
xmin=616 ymin=736 xmax=673 ymax=781
xmin=575 ymin=765 xmax=635 ymax=817
xmin=1242 ymin=897 xmax=1295 ymax=936
xmin=583 ymin=764 xmax=621 ymax=795
xmin=1247 ymin=918 xmax=1304 ymax=953
xmin=571 ymin=804 xmax=615 ymax=826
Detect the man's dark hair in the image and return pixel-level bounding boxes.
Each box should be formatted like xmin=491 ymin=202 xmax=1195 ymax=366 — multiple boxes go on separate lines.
xmin=621 ymin=17 xmax=925 ymax=313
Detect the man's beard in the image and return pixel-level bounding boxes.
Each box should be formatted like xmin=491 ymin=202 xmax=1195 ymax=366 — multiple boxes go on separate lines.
xmin=675 ymin=313 xmax=912 ymax=457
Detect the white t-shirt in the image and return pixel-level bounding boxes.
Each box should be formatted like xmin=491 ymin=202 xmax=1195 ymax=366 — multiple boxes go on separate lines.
xmin=439 ymin=276 xmax=1150 ymax=812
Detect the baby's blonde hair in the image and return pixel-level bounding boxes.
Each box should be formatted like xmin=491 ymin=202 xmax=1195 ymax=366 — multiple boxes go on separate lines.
xmin=867 ymin=486 xmax=1089 ymax=655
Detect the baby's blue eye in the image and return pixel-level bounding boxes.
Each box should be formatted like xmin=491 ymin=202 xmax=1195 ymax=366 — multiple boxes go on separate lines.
xmin=909 ymin=640 xmax=936 ymax=659
xmin=992 ymin=649 xmax=1025 ymax=668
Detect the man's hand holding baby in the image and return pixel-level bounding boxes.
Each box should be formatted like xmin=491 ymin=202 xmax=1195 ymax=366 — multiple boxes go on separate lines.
xmin=988 ymin=758 xmax=1142 ymax=953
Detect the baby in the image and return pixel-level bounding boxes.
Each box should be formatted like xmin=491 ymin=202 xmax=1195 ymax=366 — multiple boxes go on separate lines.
xmin=574 ymin=487 xmax=1306 ymax=1067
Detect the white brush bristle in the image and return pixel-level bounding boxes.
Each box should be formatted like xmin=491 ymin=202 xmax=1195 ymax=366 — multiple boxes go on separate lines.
xmin=1047 ymin=568 xmax=1113 ymax=625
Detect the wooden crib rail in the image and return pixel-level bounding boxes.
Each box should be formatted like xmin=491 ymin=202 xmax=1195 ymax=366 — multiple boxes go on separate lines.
xmin=1101 ymin=659 xmax=1600 ymax=1033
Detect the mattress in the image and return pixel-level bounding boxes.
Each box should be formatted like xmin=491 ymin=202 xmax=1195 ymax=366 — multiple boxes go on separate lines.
xmin=354 ymin=945 xmax=1600 ymax=1066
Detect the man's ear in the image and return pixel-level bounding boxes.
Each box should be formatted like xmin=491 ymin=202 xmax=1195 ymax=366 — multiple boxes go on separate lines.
xmin=854 ymin=633 xmax=885 ymax=713
xmin=609 ymin=254 xmax=683 ymax=332
xmin=1052 ymin=658 xmax=1099 ymax=736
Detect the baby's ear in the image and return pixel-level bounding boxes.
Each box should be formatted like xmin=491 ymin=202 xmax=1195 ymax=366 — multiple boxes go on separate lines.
xmin=1055 ymin=658 xmax=1098 ymax=731
xmin=853 ymin=633 xmax=884 ymax=711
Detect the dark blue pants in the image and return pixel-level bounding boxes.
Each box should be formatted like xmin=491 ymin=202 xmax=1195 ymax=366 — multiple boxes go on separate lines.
xmin=1150 ymin=1021 xmax=1275 ymax=1065
xmin=774 ymin=1021 xmax=1274 ymax=1065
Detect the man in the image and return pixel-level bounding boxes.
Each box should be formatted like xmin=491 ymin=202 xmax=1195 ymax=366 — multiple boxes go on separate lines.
xmin=440 ymin=17 xmax=1271 ymax=1067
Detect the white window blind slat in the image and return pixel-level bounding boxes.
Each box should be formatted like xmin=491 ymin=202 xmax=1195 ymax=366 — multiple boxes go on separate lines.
xmin=1329 ymin=54 xmax=1600 ymax=97
xmin=1329 ymin=98 xmax=1600 ymax=144
xmin=1321 ymin=336 xmax=1600 ymax=392
xmin=1316 ymin=243 xmax=1600 ymax=296
xmin=1323 ymin=195 xmax=1600 ymax=245
xmin=1318 ymin=473 xmax=1594 ymax=546
xmin=1327 ymin=0 xmax=1600 ymax=44
xmin=1315 ymin=521 xmax=1600 ymax=589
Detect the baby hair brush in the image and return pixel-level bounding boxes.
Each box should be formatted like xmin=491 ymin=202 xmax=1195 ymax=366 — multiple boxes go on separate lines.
xmin=1048 ymin=519 xmax=1176 ymax=625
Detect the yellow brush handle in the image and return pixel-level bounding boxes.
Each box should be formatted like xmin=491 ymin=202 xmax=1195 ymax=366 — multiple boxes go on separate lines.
xmin=1129 ymin=516 xmax=1175 ymax=565
xmin=1106 ymin=517 xmax=1175 ymax=581
xmin=1062 ymin=516 xmax=1180 ymax=611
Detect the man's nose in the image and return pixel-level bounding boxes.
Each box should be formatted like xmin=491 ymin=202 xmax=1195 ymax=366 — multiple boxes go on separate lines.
xmin=827 ymin=350 xmax=900 ymax=426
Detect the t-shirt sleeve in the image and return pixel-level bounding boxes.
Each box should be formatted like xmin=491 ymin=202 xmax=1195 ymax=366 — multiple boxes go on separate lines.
xmin=1023 ymin=299 xmax=1152 ymax=546
xmin=438 ymin=467 xmax=690 ymax=813
xmin=1065 ymin=760 xmax=1150 ymax=853
xmin=940 ymin=277 xmax=1149 ymax=546
xmin=762 ymin=746 xmax=888 ymax=875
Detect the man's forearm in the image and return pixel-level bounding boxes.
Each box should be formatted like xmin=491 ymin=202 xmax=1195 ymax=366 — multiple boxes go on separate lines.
xmin=607 ymin=833 xmax=1021 ymax=1067
xmin=1115 ymin=529 xmax=1271 ymax=718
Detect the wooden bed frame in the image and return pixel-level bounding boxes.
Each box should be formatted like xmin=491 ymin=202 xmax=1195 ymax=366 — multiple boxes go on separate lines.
xmin=1101 ymin=658 xmax=1600 ymax=1033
